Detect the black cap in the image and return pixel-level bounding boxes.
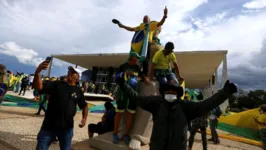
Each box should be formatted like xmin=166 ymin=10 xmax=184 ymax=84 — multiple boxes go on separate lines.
xmin=159 ymin=83 xmax=184 ymax=97
xmin=165 ymin=42 xmax=175 ymax=50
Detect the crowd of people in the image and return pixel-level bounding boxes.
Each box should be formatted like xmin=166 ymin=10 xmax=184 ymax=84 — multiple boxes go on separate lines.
xmin=2 ymin=5 xmax=266 ymax=150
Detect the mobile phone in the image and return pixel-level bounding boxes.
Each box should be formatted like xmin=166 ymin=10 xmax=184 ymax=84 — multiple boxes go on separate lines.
xmin=45 ymin=57 xmax=52 ymax=63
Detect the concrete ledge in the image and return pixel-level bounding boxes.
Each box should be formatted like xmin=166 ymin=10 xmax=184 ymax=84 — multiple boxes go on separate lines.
xmin=87 ymin=132 xmax=149 ymax=150
xmin=72 ymin=139 xmax=96 ymax=150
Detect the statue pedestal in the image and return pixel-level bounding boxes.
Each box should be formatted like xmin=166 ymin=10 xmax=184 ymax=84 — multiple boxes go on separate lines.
xmin=84 ymin=132 xmax=149 ymax=150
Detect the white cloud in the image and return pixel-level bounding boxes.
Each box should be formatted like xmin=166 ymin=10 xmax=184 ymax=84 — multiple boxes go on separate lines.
xmin=243 ymin=0 xmax=266 ymax=9
xmin=0 ymin=42 xmax=43 ymax=66
xmin=1 ymin=0 xmax=266 ymax=89
xmin=166 ymin=11 xmax=266 ymax=58
xmin=0 ymin=0 xmax=207 ymax=55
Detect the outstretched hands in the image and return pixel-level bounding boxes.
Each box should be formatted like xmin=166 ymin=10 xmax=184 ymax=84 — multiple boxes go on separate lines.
xmin=164 ymin=6 xmax=168 ymax=16
xmin=223 ymin=80 xmax=237 ymax=95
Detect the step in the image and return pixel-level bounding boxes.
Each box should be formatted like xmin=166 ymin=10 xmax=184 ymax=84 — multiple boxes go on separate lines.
xmin=87 ymin=132 xmax=149 ymax=150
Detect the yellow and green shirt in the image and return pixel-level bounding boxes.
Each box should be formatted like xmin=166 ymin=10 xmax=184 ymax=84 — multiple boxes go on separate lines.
xmin=152 ymin=50 xmax=177 ymax=69
xmin=132 ymin=21 xmax=159 ymax=54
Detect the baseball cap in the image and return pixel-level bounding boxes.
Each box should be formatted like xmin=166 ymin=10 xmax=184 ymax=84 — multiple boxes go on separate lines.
xmin=165 ymin=42 xmax=175 ymax=51
xmin=68 ymin=66 xmax=82 ymax=78
xmin=129 ymin=52 xmax=141 ymax=59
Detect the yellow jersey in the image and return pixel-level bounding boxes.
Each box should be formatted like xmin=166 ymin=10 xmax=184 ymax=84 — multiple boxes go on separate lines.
xmin=132 ymin=21 xmax=159 ymax=53
xmin=152 ymin=50 xmax=177 ymax=69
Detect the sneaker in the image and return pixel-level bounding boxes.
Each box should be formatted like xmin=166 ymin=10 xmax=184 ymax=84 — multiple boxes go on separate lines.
xmin=113 ymin=134 xmax=119 ymax=144
xmin=208 ymin=138 xmax=214 ymax=141
xmin=123 ymin=135 xmax=130 ymax=145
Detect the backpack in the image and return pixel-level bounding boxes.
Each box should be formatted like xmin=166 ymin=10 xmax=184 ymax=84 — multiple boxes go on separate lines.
xmin=215 ymin=107 xmax=222 ymax=118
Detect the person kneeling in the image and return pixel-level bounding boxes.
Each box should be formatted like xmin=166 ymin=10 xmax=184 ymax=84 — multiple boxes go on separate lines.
xmin=113 ymin=52 xmax=149 ymax=145
xmin=88 ymin=102 xmax=116 ymax=138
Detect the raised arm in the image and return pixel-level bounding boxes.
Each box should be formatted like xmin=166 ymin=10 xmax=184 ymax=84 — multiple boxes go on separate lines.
xmin=157 ymin=6 xmax=168 ymax=27
xmin=33 ymin=61 xmax=49 ymax=91
xmin=182 ymin=81 xmax=237 ymax=121
xmin=119 ymin=24 xmax=138 ymax=32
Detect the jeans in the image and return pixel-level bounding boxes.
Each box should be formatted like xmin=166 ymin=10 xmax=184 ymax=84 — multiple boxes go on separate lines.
xmin=36 ymin=128 xmax=73 ymax=150
xmin=210 ymin=119 xmax=219 ymax=141
xmin=154 ymin=70 xmax=178 ymax=85
xmin=260 ymin=129 xmax=266 ymax=150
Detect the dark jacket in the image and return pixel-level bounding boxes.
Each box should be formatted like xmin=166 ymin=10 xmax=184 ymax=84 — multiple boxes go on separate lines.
xmin=121 ymin=84 xmax=230 ymax=150
xmin=191 ymin=114 xmax=209 ymax=128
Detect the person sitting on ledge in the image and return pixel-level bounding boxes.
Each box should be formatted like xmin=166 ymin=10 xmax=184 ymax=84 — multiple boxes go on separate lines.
xmin=113 ymin=52 xmax=150 ymax=145
xmin=88 ymin=101 xmax=116 ymax=138
xmin=149 ymin=42 xmax=184 ymax=85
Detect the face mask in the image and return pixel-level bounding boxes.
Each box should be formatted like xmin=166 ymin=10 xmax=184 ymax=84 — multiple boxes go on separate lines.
xmin=164 ymin=94 xmax=177 ymax=103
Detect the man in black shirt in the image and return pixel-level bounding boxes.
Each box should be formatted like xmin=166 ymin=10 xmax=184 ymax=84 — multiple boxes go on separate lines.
xmin=33 ymin=61 xmax=88 ymax=150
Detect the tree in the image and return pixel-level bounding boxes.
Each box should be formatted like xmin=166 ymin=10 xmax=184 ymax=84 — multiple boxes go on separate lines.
xmin=229 ymin=89 xmax=266 ymax=112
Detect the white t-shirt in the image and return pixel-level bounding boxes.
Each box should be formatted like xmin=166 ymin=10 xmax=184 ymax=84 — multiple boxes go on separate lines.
xmin=29 ymin=76 xmax=34 ymax=83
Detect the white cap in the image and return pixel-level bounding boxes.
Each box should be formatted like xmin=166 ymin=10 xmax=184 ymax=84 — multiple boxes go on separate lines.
xmin=68 ymin=66 xmax=82 ymax=79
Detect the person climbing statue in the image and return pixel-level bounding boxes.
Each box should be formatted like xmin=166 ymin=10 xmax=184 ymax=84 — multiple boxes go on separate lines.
xmin=115 ymin=7 xmax=168 ymax=76
xmin=149 ymin=42 xmax=184 ymax=85
xmin=113 ymin=52 xmax=150 ymax=145
xmin=115 ymin=73 xmax=237 ymax=150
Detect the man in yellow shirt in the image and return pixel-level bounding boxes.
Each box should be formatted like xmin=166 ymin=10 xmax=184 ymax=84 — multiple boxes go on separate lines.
xmin=117 ymin=7 xmax=168 ymax=76
xmin=150 ymin=42 xmax=184 ymax=85
xmin=254 ymin=104 xmax=266 ymax=149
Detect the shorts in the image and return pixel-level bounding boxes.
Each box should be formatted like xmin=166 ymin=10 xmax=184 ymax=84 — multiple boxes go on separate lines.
xmin=115 ymin=88 xmax=136 ymax=114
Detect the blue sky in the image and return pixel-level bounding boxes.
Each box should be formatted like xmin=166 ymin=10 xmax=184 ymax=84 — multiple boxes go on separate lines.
xmin=1 ymin=0 xmax=266 ymax=90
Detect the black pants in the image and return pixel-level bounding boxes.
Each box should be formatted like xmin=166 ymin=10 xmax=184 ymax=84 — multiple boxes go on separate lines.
xmin=88 ymin=122 xmax=107 ymax=135
xmin=37 ymin=99 xmax=47 ymax=114
xmin=210 ymin=119 xmax=219 ymax=142
xmin=19 ymin=86 xmax=27 ymax=96
xmin=189 ymin=124 xmax=207 ymax=150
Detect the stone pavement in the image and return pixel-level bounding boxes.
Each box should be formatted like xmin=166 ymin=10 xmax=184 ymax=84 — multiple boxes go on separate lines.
xmin=0 ymin=106 xmax=262 ymax=150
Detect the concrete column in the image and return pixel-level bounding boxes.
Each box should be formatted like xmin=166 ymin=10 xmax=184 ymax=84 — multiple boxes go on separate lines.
xmin=220 ymin=54 xmax=228 ymax=113
xmin=47 ymin=57 xmax=53 ymax=77
xmin=214 ymin=69 xmax=218 ymax=93
xmin=202 ymin=85 xmax=208 ymax=98
xmin=221 ymin=54 xmax=228 ymax=87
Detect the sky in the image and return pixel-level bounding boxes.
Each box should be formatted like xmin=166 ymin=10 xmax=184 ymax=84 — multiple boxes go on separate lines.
xmin=0 ymin=0 xmax=266 ymax=90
